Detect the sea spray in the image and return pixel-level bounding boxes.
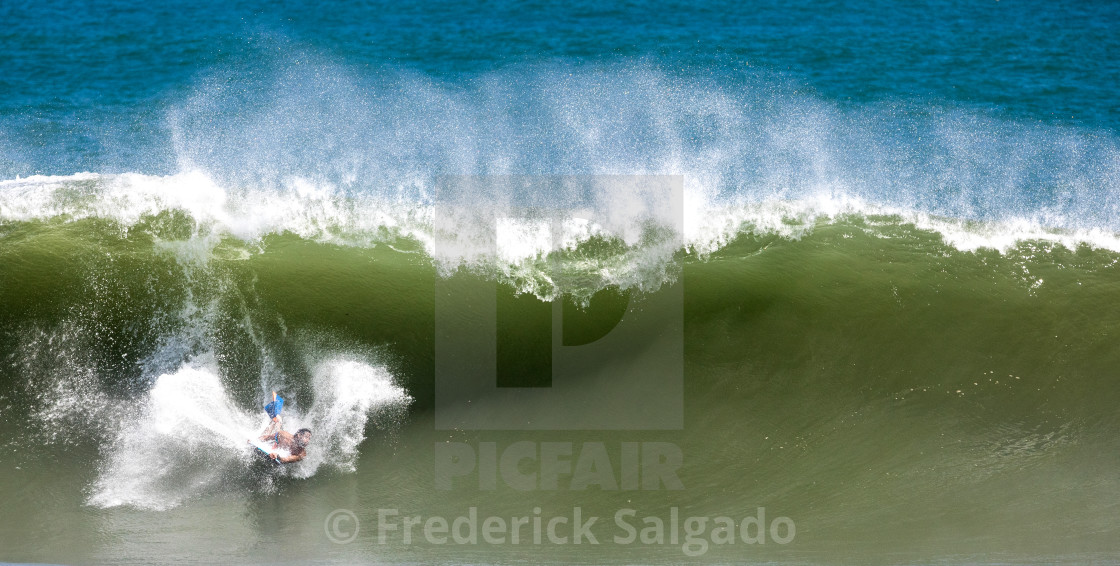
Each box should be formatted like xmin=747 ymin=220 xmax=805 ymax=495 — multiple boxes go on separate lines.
xmin=88 ymin=362 xmax=257 ymax=510
xmin=87 ymin=355 xmax=410 ymax=509
xmin=300 ymin=358 xmax=413 ymax=475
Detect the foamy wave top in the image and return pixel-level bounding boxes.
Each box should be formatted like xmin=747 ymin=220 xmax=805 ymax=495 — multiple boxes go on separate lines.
xmin=5 ymin=170 xmax=1120 ymax=262
xmin=4 ymin=62 xmax=1120 ymax=280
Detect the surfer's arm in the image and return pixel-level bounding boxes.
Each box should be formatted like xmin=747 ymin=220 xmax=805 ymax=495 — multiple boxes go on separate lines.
xmin=272 ymin=452 xmax=305 ymax=464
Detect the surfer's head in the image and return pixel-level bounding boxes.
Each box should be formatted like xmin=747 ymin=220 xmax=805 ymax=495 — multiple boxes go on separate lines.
xmin=295 ymin=428 xmax=312 ymax=446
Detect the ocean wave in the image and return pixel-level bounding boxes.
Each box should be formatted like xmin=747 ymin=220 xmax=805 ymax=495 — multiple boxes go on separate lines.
xmin=4 ymin=170 xmax=1120 ymax=266
xmin=5 ymin=61 xmax=1118 ymax=266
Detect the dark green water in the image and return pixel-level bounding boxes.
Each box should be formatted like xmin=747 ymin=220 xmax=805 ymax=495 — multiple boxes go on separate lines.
xmin=2 ymin=206 xmax=1119 ymax=563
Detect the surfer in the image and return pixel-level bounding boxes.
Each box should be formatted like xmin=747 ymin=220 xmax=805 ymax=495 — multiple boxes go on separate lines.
xmin=256 ymin=391 xmax=312 ymax=463
xmin=259 ymin=427 xmax=313 ymax=463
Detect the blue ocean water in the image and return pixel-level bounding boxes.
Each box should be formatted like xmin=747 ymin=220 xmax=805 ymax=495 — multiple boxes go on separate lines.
xmin=2 ymin=0 xmax=1118 ymax=177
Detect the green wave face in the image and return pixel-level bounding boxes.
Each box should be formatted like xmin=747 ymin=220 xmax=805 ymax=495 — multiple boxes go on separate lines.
xmin=2 ymin=209 xmax=1119 ymax=562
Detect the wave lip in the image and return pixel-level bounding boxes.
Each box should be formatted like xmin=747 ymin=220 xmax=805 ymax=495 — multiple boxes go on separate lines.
xmin=4 ymin=62 xmax=1119 ymax=261
xmin=5 ymin=170 xmax=1120 ymax=267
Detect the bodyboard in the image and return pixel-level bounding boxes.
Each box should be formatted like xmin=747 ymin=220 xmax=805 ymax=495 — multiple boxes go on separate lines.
xmin=248 ymin=438 xmax=291 ymax=463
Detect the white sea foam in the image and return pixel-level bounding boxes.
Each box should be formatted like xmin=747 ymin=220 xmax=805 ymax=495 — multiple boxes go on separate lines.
xmin=4 ymin=170 xmax=1120 ymax=264
xmin=300 ymin=358 xmax=413 ymax=475
xmin=4 ymin=63 xmax=1120 ymax=286
xmin=86 ymin=355 xmax=411 ymax=510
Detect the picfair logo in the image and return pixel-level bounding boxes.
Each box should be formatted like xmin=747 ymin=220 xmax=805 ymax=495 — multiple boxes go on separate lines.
xmin=433 ymin=176 xmax=684 ymax=430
